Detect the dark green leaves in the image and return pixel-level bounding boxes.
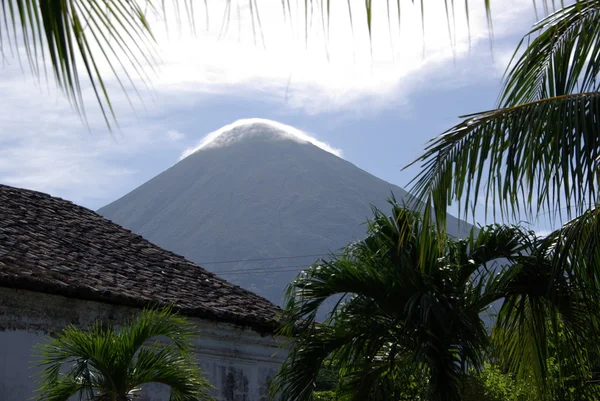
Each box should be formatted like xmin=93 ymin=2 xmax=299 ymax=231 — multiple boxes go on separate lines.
xmin=272 ymin=201 xmax=600 ymax=400
xmin=407 ymin=92 xmax=600 ymax=224
xmin=34 ymin=307 xmax=214 ymax=401
xmin=271 ymin=202 xmax=538 ymax=401
xmin=501 ymin=0 xmax=600 ymax=107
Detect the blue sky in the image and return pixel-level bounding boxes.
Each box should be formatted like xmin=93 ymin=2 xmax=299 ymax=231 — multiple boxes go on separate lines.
xmin=0 ymin=0 xmax=556 ymax=233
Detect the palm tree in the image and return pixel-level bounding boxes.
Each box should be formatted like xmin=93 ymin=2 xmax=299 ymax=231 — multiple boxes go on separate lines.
xmin=405 ymin=0 xmax=600 ymax=369
xmin=396 ymin=2 xmax=600 ymax=397
xmin=34 ymin=307 xmax=215 ymax=401
xmin=269 ymin=200 xmax=597 ymax=401
xmin=407 ymin=0 xmax=600 ymax=230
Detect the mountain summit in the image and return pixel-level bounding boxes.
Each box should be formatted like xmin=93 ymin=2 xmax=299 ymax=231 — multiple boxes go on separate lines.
xmin=99 ymin=119 xmax=469 ymax=304
xmin=179 ymin=118 xmax=343 ymax=159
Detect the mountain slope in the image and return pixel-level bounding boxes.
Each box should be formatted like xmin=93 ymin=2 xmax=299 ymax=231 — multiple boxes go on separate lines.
xmin=99 ymin=120 xmax=472 ymax=304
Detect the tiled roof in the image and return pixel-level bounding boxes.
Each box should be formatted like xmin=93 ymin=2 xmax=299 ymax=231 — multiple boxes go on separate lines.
xmin=0 ymin=184 xmax=281 ymax=333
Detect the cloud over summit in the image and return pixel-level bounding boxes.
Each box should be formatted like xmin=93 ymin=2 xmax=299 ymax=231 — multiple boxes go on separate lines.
xmin=180 ymin=118 xmax=343 ymax=160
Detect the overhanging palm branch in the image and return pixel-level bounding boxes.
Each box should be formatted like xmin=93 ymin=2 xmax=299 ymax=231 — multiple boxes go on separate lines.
xmin=1 ymin=0 xmax=164 ymax=128
xmin=407 ymin=92 xmax=600 ymax=224
xmin=541 ymin=207 xmax=600 ymax=298
xmin=3 ymin=0 xmax=562 ymax=129
xmin=270 ymin=201 xmax=548 ymax=401
xmin=501 ymin=0 xmax=600 ymax=107
xmin=35 ymin=306 xmax=214 ymax=401
xmin=406 ymin=0 xmax=600 ymax=224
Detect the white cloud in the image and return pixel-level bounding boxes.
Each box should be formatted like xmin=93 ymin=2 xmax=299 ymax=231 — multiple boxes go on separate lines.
xmin=0 ymin=68 xmax=184 ymax=207
xmin=145 ymin=0 xmax=537 ymax=114
xmin=180 ymin=118 xmax=343 ymax=160
xmin=0 ymin=0 xmax=539 ymax=208
xmin=167 ymin=130 xmax=185 ymax=141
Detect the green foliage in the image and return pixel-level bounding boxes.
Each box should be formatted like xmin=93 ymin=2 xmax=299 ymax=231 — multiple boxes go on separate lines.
xmin=408 ymin=0 xmax=600 ymax=224
xmin=463 ymin=363 xmax=537 ymax=401
xmin=464 ymin=346 xmax=600 ymax=401
xmin=526 ymin=319 xmax=600 ymax=401
xmin=271 ymin=199 xmax=593 ymax=401
xmin=315 ymin=360 xmax=339 ymax=392
xmin=405 ymin=0 xmax=600 ymax=320
xmin=271 ymin=197 xmax=600 ymax=401
xmin=314 ymin=362 xmax=430 ymax=401
xmin=34 ymin=306 xmax=215 ymax=401
xmin=313 ymin=390 xmax=337 ymax=401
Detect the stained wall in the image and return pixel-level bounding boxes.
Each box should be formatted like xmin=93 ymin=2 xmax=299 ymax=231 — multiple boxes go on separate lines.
xmin=0 ymin=287 xmax=286 ymax=401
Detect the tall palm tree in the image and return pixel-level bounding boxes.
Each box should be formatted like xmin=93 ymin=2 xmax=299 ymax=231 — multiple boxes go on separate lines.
xmin=406 ymin=0 xmax=600 ymax=334
xmin=34 ymin=307 xmax=215 ymax=401
xmin=401 ymin=2 xmax=600 ymax=395
xmin=269 ymin=200 xmax=597 ymax=401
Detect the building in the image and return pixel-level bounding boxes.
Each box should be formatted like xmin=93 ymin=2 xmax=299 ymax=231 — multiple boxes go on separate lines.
xmin=0 ymin=184 xmax=286 ymax=400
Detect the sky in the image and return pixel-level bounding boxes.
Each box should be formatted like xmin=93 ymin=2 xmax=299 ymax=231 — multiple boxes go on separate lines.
xmin=0 ymin=0 xmax=559 ymax=234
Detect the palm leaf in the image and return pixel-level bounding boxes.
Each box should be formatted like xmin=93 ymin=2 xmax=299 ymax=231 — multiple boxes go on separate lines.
xmin=35 ymin=322 xmax=121 ymax=400
xmin=489 ymin=223 xmax=599 ymax=399
xmin=272 ymin=202 xmax=538 ymax=401
xmin=406 ymin=92 xmax=600 ymax=225
xmin=118 ymin=306 xmax=198 ymax=358
xmin=543 ymin=207 xmax=600 ymax=299
xmin=1 ymin=0 xmax=162 ymax=128
xmin=34 ymin=307 xmax=213 ymax=401
xmin=2 ymin=0 xmax=563 ymax=129
xmin=500 ymin=0 xmax=600 ymax=107
xmin=128 ymin=343 xmax=214 ymax=401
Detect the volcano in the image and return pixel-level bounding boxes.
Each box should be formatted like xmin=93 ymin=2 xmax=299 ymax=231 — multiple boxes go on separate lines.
xmin=99 ymin=119 xmax=471 ymax=304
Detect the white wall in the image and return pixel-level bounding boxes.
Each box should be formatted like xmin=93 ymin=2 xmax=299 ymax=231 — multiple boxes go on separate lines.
xmin=0 ymin=287 xmax=287 ymax=401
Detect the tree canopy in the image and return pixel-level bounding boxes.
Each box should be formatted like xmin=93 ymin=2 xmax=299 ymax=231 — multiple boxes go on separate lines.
xmin=270 ymin=200 xmax=599 ymax=401
xmin=35 ymin=307 xmax=215 ymax=401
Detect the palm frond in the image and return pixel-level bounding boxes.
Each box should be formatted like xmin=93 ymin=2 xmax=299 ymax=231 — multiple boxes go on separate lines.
xmin=500 ymin=0 xmax=600 ymax=107
xmin=543 ymin=207 xmax=600 ymax=299
xmin=118 ymin=306 xmax=198 ymax=359
xmin=1 ymin=0 xmax=163 ymax=128
xmin=270 ymin=323 xmax=364 ymax=401
xmin=490 ymin=231 xmax=598 ymax=398
xmin=462 ymin=224 xmax=536 ymax=280
xmin=35 ymin=375 xmax=90 ymax=401
xmin=493 ymin=297 xmax=594 ymax=400
xmin=128 ymin=342 xmax=214 ymax=401
xmin=35 ymin=322 xmax=120 ymax=400
xmin=406 ymin=92 xmax=600 ymax=224
xmin=2 ymin=0 xmax=564 ymax=129
xmin=292 ymin=0 xmax=552 ymax=47
xmin=34 ymin=307 xmax=212 ymax=401
xmin=273 ymin=202 xmax=538 ymax=401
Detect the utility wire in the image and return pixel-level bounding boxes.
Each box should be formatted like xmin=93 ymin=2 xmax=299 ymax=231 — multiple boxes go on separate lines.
xmin=219 ymin=268 xmax=307 ymax=275
xmin=217 ymin=263 xmax=316 ymax=275
xmin=198 ymin=253 xmax=330 ymax=265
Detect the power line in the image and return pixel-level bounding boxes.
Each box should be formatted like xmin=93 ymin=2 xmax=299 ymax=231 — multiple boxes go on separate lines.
xmin=198 ymin=253 xmax=330 ymax=265
xmin=217 ymin=263 xmax=314 ymax=275
xmin=219 ymin=268 xmax=305 ymax=275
